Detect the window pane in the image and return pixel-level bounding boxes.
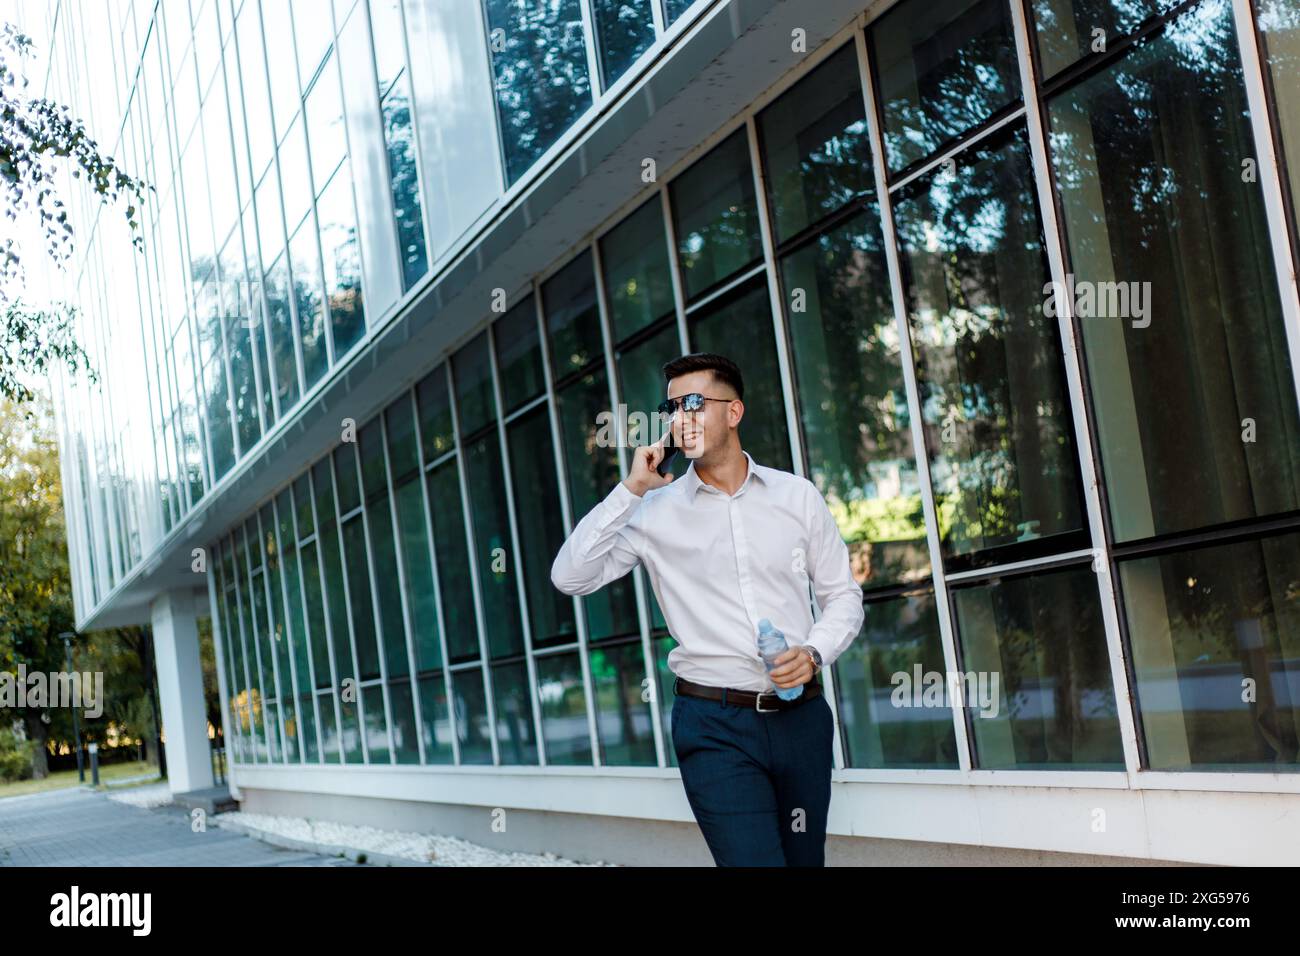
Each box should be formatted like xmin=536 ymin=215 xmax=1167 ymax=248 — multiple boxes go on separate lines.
xmin=494 ymin=295 xmax=545 ymax=411
xmin=427 ymin=461 xmax=480 ymax=662
xmin=590 ymin=640 xmax=656 ymax=765
xmin=485 ymin=0 xmax=593 ymax=183
xmin=418 ymin=674 xmax=454 ymax=763
xmin=389 ymin=679 xmax=420 ymax=763
xmin=757 ymin=43 xmax=873 ymax=243
xmin=615 ymin=321 xmax=681 ymax=455
xmin=451 ymin=330 xmax=496 ymax=437
xmin=600 ymin=197 xmax=675 ymax=342
xmin=280 ymin=115 xmax=313 ymax=231
xmin=664 ymin=0 xmax=694 ymax=25
xmin=369 ymin=0 xmax=408 ymax=95
xmin=1120 ymin=531 xmax=1300 ymax=771
xmin=893 ymin=125 xmax=1085 ymax=567
xmin=870 ymin=0 xmax=1019 ymax=172
xmin=359 ymin=424 xmax=409 ymax=681
xmin=453 ymin=669 xmax=493 ymax=763
xmin=1031 ymin=0 xmax=1174 ymax=81
xmin=416 ymin=364 xmax=455 ymax=460
xmin=780 ymin=208 xmax=929 ymax=589
xmin=952 ymin=565 xmax=1123 ymax=769
xmin=543 ymin=250 xmax=603 ymax=380
xmin=237 ymin=1 xmax=275 ymax=181
xmin=1047 ymin=1 xmax=1300 ymax=542
xmin=383 ymin=74 xmax=428 ymax=289
xmin=265 ymin=253 xmax=301 ymax=413
xmin=304 ymin=50 xmax=346 ymax=192
xmin=314 ymin=459 xmax=357 ymax=687
xmin=671 ymin=128 xmax=762 ymax=300
xmin=261 ymin=0 xmax=301 ymax=141
xmin=289 ymin=211 xmax=328 ymax=387
xmin=385 ymin=397 xmax=442 ymax=671
xmin=300 ymin=540 xmax=333 ymax=690
xmin=362 ymin=684 xmax=390 ymax=762
xmin=464 ymin=433 xmax=525 ymax=659
xmin=507 ymin=407 xmax=577 ymax=648
xmin=492 ymin=661 xmax=539 ymax=764
xmin=342 ymin=514 xmax=381 ymax=680
xmin=835 ymin=591 xmax=956 ymax=768
xmin=555 ymin=369 xmax=641 ymax=640
xmin=687 ymin=278 xmax=793 ymax=472
xmin=293 ymin=0 xmax=333 ymax=90
xmin=536 ymin=652 xmax=592 ymax=764
xmin=318 ymin=162 xmax=367 ymax=355
xmin=592 ymin=0 xmax=656 ymax=88
xmin=1260 ymin=0 xmax=1300 ymax=243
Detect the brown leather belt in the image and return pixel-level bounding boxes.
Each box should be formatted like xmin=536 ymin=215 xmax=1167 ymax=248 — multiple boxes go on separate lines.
xmin=673 ymin=674 xmax=823 ymax=713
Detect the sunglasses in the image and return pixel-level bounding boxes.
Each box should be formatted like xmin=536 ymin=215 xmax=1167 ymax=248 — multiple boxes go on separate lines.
xmin=656 ymin=393 xmax=735 ymax=417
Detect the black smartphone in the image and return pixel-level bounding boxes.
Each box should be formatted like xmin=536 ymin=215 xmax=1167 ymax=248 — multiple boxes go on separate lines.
xmin=656 ymin=431 xmax=679 ymax=476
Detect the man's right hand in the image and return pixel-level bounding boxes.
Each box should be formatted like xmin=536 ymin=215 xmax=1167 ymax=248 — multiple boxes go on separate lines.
xmin=622 ymin=436 xmax=675 ymax=497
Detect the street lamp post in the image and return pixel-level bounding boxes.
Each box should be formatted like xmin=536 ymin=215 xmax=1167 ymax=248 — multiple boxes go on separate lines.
xmin=59 ymin=632 xmax=84 ymax=783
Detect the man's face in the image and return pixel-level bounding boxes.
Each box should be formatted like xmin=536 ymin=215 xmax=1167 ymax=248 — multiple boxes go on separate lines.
xmin=664 ymin=370 xmax=739 ymax=460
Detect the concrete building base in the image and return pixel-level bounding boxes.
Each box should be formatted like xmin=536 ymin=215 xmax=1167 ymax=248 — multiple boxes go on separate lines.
xmin=235 ymin=787 xmax=1198 ymax=867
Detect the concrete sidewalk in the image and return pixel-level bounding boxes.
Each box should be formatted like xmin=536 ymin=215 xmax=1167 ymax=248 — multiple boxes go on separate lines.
xmin=0 ymin=786 xmax=364 ymax=867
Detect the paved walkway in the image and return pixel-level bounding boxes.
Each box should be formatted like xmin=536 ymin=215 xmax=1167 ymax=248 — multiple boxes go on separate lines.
xmin=0 ymin=787 xmax=363 ymax=867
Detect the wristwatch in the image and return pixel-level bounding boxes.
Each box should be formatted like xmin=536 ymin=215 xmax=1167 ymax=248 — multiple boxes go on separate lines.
xmin=802 ymin=643 xmax=823 ymax=673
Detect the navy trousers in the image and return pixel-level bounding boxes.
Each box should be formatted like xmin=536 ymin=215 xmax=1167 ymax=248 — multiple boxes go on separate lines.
xmin=671 ymin=681 xmax=834 ymax=866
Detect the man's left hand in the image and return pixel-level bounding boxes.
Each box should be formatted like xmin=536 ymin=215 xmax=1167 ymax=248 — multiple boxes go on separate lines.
xmin=768 ymin=646 xmax=817 ymax=689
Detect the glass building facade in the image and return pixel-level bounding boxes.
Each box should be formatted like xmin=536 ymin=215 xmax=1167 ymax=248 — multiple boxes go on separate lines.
xmin=41 ymin=0 xmax=1300 ymax=860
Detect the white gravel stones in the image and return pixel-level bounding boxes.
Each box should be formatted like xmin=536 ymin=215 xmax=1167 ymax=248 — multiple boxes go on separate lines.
xmin=213 ymin=809 xmax=618 ymax=867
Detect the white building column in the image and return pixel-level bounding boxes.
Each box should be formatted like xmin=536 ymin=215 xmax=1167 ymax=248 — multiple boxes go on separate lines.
xmin=150 ymin=589 xmax=215 ymax=794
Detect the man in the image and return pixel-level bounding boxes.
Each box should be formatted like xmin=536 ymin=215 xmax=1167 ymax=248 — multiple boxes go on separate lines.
xmin=550 ymin=352 xmax=865 ymax=866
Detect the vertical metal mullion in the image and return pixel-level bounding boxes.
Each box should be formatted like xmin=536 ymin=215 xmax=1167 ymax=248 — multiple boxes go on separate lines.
xmin=1009 ymin=0 xmax=1143 ymax=777
xmin=336 ymin=443 xmax=384 ymax=763
xmin=235 ymin=526 xmax=268 ymax=763
xmin=361 ymin=0 xmax=407 ymax=293
xmin=659 ymin=185 xmax=692 ymax=352
xmin=854 ymin=28 xmax=974 ymax=773
xmin=390 ymin=0 xmax=436 ymax=278
xmin=325 ymin=450 xmax=369 ymax=763
xmin=578 ymin=0 xmax=604 ymax=100
xmin=411 ymin=386 xmax=463 ymax=766
xmin=447 ymin=361 xmax=501 ymax=765
xmin=269 ymin=0 xmax=310 ymax=400
xmin=744 ymin=113 xmax=851 ymax=771
xmin=270 ymin=494 xmax=308 ymax=761
xmin=206 ymin=547 xmax=238 ymax=782
xmin=306 ymin=465 xmax=346 ymax=762
xmin=591 ymin=238 xmax=667 ymax=767
xmin=744 ymin=115 xmax=804 ymax=477
xmin=226 ymin=8 xmax=270 ymax=442
xmin=650 ymin=0 xmax=666 ymax=35
xmin=254 ymin=508 xmax=290 ymax=762
xmin=379 ymin=403 xmax=426 ymax=765
xmin=286 ymin=479 xmax=327 ymax=762
xmin=487 ymin=321 xmax=550 ymax=766
xmin=1232 ymin=0 xmax=1300 ymax=428
xmin=534 ymin=288 xmax=590 ymax=765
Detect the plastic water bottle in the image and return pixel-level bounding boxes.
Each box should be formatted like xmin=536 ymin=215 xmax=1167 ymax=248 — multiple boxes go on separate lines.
xmin=756 ymin=618 xmax=803 ymax=701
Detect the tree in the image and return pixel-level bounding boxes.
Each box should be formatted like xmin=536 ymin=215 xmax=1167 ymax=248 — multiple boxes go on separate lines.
xmin=0 ymin=21 xmax=149 ymax=406
xmin=0 ymin=394 xmax=74 ymax=777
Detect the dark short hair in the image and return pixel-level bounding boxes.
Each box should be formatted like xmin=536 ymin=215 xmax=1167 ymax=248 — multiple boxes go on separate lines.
xmin=662 ymin=352 xmax=744 ymax=401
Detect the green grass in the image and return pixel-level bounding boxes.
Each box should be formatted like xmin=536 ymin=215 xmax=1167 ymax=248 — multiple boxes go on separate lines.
xmin=0 ymin=759 xmax=161 ymax=799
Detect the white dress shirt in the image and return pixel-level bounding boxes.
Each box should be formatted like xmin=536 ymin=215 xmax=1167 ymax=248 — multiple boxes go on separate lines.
xmin=550 ymin=449 xmax=865 ymax=692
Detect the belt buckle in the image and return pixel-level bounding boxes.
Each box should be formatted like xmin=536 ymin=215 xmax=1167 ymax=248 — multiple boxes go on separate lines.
xmin=754 ymin=689 xmax=780 ymax=713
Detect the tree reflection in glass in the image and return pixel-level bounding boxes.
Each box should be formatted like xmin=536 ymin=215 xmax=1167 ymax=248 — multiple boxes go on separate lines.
xmin=894 ymin=125 xmax=1085 ymax=567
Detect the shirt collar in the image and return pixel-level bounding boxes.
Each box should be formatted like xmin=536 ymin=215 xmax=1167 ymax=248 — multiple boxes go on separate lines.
xmin=683 ymin=450 xmax=767 ymax=498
